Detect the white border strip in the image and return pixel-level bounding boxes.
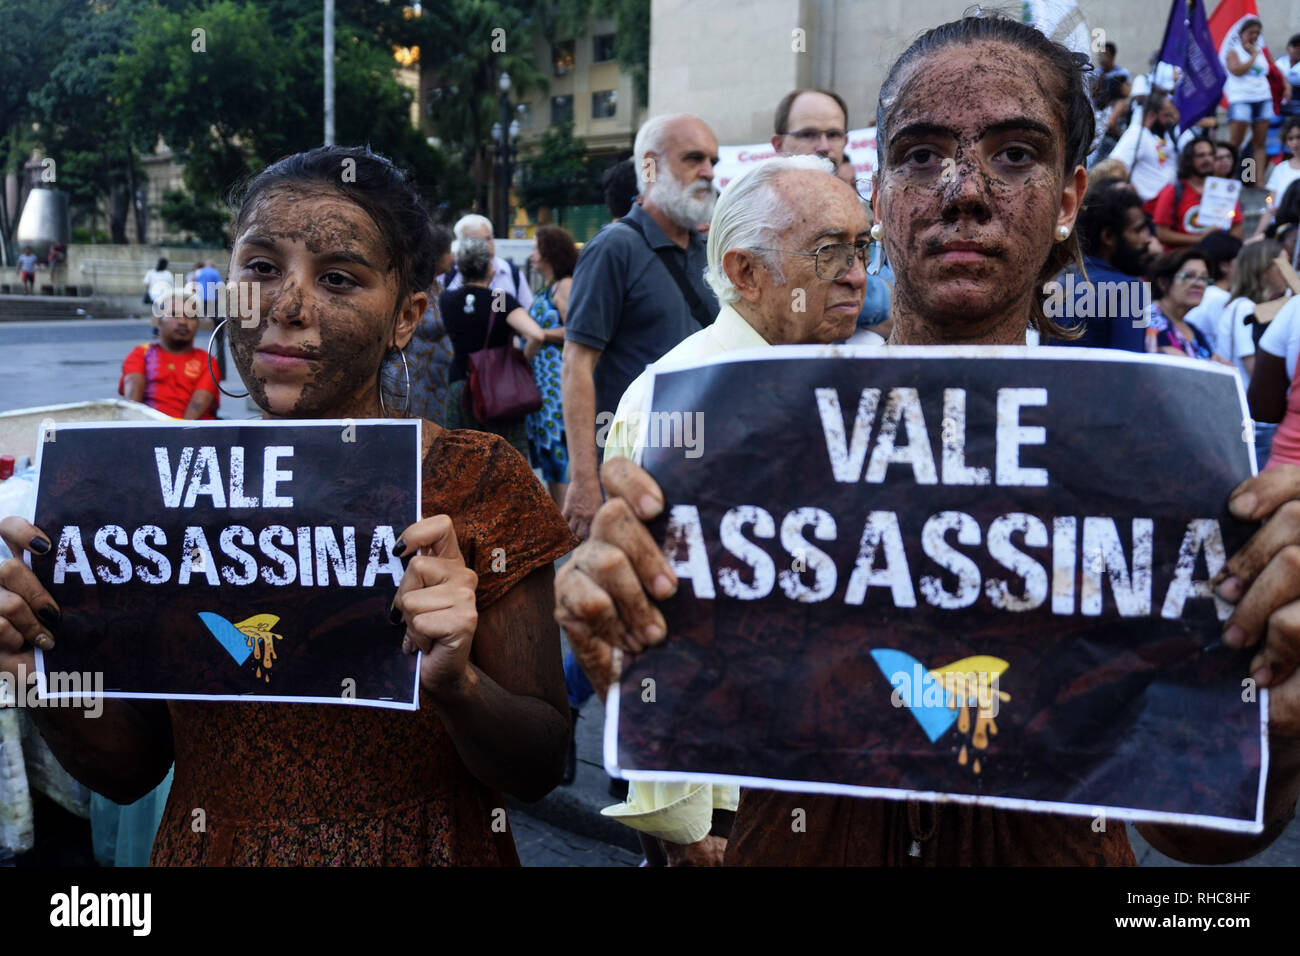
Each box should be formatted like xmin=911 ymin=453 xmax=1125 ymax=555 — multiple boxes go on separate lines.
xmin=610 ymin=346 xmax=1265 ymax=833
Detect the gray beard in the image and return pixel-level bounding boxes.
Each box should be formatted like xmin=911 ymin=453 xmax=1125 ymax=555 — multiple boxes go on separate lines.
xmin=655 ymin=176 xmax=717 ymax=229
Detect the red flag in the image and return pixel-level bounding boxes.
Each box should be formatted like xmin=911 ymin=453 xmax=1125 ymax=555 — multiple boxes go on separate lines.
xmin=1208 ymin=0 xmax=1285 ymax=111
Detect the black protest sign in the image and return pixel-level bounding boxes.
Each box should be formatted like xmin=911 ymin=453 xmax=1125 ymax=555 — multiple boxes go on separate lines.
xmin=612 ymin=346 xmax=1265 ymax=831
xmin=32 ymin=420 xmax=420 ymax=708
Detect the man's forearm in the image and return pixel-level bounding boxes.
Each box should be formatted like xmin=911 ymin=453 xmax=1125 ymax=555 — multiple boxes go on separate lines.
xmin=562 ymin=352 xmax=600 ymax=484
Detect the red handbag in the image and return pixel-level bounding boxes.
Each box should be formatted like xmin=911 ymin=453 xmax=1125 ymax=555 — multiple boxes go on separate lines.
xmin=466 ymin=308 xmax=542 ymax=423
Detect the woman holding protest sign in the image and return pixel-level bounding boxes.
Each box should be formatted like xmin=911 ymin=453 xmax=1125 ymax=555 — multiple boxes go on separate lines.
xmin=0 ymin=146 xmax=576 ymax=865
xmin=554 ymin=11 xmax=1300 ymax=867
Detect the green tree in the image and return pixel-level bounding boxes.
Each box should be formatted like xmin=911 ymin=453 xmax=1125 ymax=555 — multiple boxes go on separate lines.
xmin=518 ymin=121 xmax=589 ymax=216
xmin=0 ymin=0 xmax=68 ymax=242
xmin=110 ymin=0 xmax=474 ymax=241
xmin=27 ymin=0 xmax=156 ymax=243
xmin=608 ymin=0 xmax=651 ymax=107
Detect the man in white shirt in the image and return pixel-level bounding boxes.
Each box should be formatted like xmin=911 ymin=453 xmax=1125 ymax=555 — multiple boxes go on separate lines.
xmin=1113 ymin=90 xmax=1179 ymax=209
xmin=576 ymin=155 xmax=870 ymax=866
xmin=443 ymin=213 xmax=533 ymax=310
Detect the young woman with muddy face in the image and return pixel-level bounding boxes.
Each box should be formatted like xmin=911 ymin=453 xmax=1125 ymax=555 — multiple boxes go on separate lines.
xmin=552 ymin=15 xmax=1300 ymax=867
xmin=0 ymin=147 xmax=575 ymax=865
xmin=869 ymin=31 xmax=1086 ymax=345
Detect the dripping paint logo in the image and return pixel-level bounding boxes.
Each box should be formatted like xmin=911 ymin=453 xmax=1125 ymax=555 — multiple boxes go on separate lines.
xmin=198 ymin=612 xmax=285 ymax=683
xmin=870 ymin=649 xmax=1011 ymax=775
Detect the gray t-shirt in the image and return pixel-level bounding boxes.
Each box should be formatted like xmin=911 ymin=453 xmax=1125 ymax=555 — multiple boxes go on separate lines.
xmin=564 ymin=203 xmax=717 ymax=422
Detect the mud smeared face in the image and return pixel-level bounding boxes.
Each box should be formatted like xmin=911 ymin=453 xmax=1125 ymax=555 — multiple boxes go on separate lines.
xmin=876 ymin=41 xmax=1071 ymax=341
xmin=228 ymin=188 xmax=399 ymax=418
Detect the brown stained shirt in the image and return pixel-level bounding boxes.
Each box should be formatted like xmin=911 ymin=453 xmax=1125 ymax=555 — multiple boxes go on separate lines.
xmin=150 ymin=426 xmax=577 ymax=866
xmin=726 ymin=790 xmax=1137 ymax=866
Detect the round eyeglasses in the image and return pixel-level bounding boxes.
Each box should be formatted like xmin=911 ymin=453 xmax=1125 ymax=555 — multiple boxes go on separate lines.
xmin=752 ymin=240 xmax=871 ymax=281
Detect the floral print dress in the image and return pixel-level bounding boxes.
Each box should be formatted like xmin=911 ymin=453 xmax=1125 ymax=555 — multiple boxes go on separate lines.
xmin=525 ymin=285 xmax=569 ymax=484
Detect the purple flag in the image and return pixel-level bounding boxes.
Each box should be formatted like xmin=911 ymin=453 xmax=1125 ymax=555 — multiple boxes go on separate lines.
xmin=1158 ymin=0 xmax=1227 ymax=129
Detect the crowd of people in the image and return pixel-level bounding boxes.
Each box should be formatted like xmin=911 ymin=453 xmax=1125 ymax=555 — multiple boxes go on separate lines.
xmin=6 ymin=9 xmax=1300 ymax=869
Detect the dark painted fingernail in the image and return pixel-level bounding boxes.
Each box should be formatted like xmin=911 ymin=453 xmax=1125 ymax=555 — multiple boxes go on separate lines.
xmin=37 ymin=605 xmax=60 ymax=627
xmin=389 ymin=602 xmax=403 ymax=626
xmin=29 ymin=536 xmax=50 ymax=555
xmin=392 ymin=538 xmax=408 ymax=558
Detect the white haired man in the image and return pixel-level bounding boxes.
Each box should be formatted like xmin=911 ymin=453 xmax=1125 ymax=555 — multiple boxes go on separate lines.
xmin=561 ymin=113 xmax=721 ymax=540
xmin=567 ymin=156 xmax=871 ymax=865
xmin=443 ymin=213 xmax=533 ymax=310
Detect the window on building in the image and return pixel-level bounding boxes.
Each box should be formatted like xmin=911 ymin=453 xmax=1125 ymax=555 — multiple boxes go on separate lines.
xmin=593 ymin=33 xmax=616 ymax=62
xmin=591 ymin=90 xmax=617 ymax=119
xmin=551 ymin=95 xmax=574 ymax=125
xmin=552 ymin=40 xmax=575 ymax=76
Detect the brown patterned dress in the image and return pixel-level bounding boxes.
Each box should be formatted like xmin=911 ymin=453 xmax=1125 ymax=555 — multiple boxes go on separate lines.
xmin=725 ymin=791 xmax=1136 ymax=866
xmin=150 ymin=426 xmax=576 ymax=866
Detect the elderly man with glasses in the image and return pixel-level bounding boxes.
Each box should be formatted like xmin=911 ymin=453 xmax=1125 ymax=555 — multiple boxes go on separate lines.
xmin=575 ymin=154 xmax=872 ymax=865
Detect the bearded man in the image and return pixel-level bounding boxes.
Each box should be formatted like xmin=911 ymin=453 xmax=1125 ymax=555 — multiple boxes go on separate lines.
xmin=561 ymin=114 xmax=722 ymax=539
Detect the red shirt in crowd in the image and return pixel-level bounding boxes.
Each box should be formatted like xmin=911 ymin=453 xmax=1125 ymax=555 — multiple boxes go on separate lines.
xmin=120 ymin=343 xmax=220 ymax=419
xmin=1151 ymin=181 xmax=1244 ymax=235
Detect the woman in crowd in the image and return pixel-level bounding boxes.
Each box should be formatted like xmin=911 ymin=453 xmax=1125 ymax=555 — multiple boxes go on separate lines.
xmin=1218 ymin=239 xmax=1286 ymax=466
xmin=1214 ymin=238 xmax=1284 ymax=381
xmin=1223 ymin=18 xmax=1279 ymax=174
xmin=1267 ymin=118 xmax=1300 ymax=207
xmin=0 ymin=146 xmax=575 ymax=866
xmin=1088 ymin=73 xmax=1130 ymax=168
xmin=143 ymin=256 xmax=171 ymax=308
xmin=524 ymin=225 xmax=577 ymax=508
xmin=402 ymin=222 xmax=456 ymax=425
xmin=1215 ymin=140 xmax=1239 ymax=180
xmin=1249 ymin=288 xmax=1300 ymax=470
xmin=1144 ymin=249 xmax=1229 ymax=361
xmin=439 ymin=237 xmax=550 ymax=461
xmin=554 ymin=11 xmax=1300 ymax=867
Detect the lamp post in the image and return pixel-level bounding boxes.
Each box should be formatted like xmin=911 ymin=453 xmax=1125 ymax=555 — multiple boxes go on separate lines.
xmin=492 ymin=72 xmax=519 ymax=239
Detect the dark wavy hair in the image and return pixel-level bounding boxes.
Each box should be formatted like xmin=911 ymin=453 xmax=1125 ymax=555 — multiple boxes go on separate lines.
xmin=228 ymin=145 xmax=438 ymax=307
xmin=227 ymin=145 xmax=437 ymax=416
xmin=1177 ymin=137 xmax=1215 ymax=181
xmin=534 ymin=225 xmax=579 ymax=281
xmin=874 ymin=11 xmax=1094 ymax=339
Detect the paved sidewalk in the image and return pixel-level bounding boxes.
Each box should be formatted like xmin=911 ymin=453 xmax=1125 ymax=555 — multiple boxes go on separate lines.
xmin=512 ymin=811 xmax=641 ymax=867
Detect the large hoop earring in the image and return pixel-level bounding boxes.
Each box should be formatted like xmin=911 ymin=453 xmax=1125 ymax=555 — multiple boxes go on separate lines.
xmin=379 ymin=347 xmax=411 ymax=418
xmin=207 ymin=317 xmax=250 ymax=399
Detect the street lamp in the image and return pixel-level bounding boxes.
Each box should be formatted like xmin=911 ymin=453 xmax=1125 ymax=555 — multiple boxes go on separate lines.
xmin=493 ymin=72 xmax=519 ymax=238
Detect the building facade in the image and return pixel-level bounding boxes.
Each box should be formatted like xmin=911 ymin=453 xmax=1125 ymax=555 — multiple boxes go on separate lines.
xmin=649 ymin=0 xmax=1300 ymax=147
